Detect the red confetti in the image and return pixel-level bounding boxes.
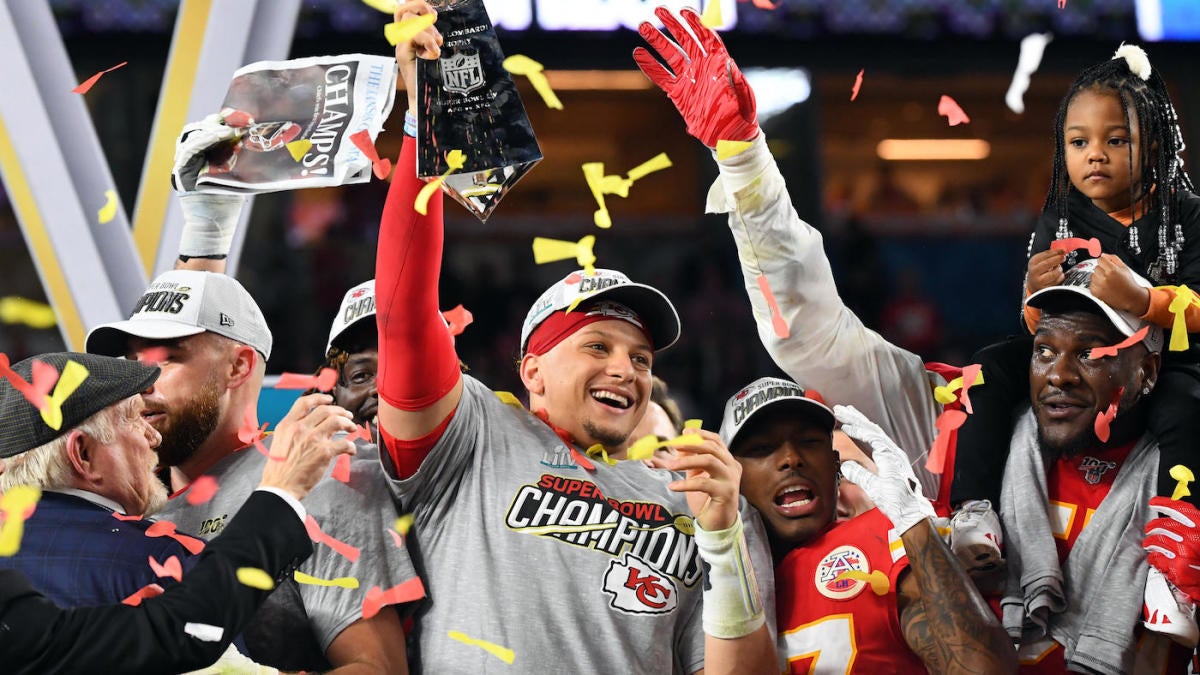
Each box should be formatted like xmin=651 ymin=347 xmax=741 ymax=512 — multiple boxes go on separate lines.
xmin=958 ymin=363 xmax=983 ymax=415
xmin=387 ymin=529 xmax=405 ymax=548
xmin=275 ymin=369 xmax=337 ymax=392
xmin=1094 ymin=388 xmax=1123 ymax=443
xmin=569 ymin=446 xmax=596 ymax=471
xmin=1089 ymin=326 xmax=1151 ymax=359
xmin=72 ymin=61 xmax=128 ymax=95
xmin=0 ymin=353 xmax=58 ymax=413
xmin=1058 ymin=0 xmax=1066 ymax=7
xmin=305 ymin=515 xmax=361 ymax=562
xmin=926 ymin=409 xmax=968 ymax=474
xmin=756 ymin=274 xmax=790 ymax=339
xmin=442 ymin=305 xmax=474 ymax=337
xmin=1050 ymin=237 xmax=1102 ymax=258
xmin=349 ymin=130 xmax=393 ymax=180
xmin=564 ymin=272 xmax=583 ymax=285
xmin=145 ymin=520 xmax=206 ymax=555
xmin=739 ymin=0 xmax=779 ymax=8
xmin=185 ymin=476 xmax=219 ymax=505
xmin=804 ymin=389 xmax=827 ymax=406
xmin=362 ymin=578 xmax=426 ymax=619
xmin=121 ymin=583 xmax=164 ymax=606
xmin=937 ymin=95 xmax=970 ymax=126
xmin=331 ymin=454 xmax=352 ymax=484
xmin=136 ymin=346 xmax=169 ymax=366
xmin=111 ymin=512 xmax=143 ymax=522
xmin=347 ymin=424 xmax=373 ymax=443
xmin=148 ymin=555 xmax=183 ymax=582
xmin=850 ymin=69 xmax=864 ymax=101
xmin=221 ymin=109 xmax=254 ymax=127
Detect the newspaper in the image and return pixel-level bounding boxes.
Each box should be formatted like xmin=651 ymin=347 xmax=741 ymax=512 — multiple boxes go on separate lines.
xmin=195 ymin=54 xmax=398 ymax=194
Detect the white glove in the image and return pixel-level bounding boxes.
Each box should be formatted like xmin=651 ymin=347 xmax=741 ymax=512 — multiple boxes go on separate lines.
xmin=835 ymin=404 xmax=937 ymax=534
xmin=178 ymin=192 xmax=245 ymax=259
xmin=172 ymin=113 xmax=241 ymax=193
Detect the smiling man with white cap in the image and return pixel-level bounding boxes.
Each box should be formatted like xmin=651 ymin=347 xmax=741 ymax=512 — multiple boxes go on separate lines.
xmin=365 ymin=6 xmax=777 ymax=671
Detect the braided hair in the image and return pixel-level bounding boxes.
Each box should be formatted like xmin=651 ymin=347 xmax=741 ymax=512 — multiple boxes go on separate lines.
xmin=1044 ymin=44 xmax=1194 ymax=281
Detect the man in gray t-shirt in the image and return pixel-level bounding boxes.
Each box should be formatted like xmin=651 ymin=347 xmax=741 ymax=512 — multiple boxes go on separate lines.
xmin=367 ymin=8 xmax=778 ymax=671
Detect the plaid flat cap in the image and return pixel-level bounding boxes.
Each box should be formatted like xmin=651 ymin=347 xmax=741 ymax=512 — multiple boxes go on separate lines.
xmin=0 ymin=352 xmax=159 ymax=459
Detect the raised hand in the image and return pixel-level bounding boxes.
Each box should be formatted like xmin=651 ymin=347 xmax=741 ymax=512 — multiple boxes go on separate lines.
xmin=1090 ymin=254 xmax=1151 ymax=316
xmin=1025 ymin=248 xmax=1067 ymax=295
xmin=665 ymin=428 xmax=742 ymax=532
xmin=394 ymin=1 xmax=443 ymax=114
xmin=1144 ymin=496 xmax=1200 ymax=602
xmin=258 ymin=393 xmax=357 ymax=502
xmin=171 ymin=113 xmax=242 ymax=193
xmin=835 ymin=404 xmax=937 ymax=534
xmin=633 ymin=7 xmax=758 ymax=148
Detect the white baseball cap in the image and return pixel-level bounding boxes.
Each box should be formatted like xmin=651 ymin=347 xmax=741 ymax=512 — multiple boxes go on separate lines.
xmin=719 ymin=377 xmax=835 ymax=450
xmin=1026 ymin=259 xmax=1164 ymax=353
xmin=87 ymin=270 xmax=273 ymax=360
xmin=520 ymin=268 xmax=681 ymax=355
xmin=327 ymin=279 xmax=376 ymax=355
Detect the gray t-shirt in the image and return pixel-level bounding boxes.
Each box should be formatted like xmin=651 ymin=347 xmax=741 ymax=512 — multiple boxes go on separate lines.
xmin=386 ymin=375 xmax=774 ymax=674
xmin=158 ymin=438 xmax=417 ymax=672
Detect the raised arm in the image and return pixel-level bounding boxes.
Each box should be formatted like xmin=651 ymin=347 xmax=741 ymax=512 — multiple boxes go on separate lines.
xmin=375 ymin=1 xmax=462 ymax=477
xmin=837 ymin=407 xmax=1016 ymax=674
xmin=637 ymin=7 xmax=941 ymax=492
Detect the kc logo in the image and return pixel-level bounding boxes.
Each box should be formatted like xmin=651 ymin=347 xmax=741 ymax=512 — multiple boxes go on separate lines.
xmin=603 ymin=553 xmax=678 ymax=615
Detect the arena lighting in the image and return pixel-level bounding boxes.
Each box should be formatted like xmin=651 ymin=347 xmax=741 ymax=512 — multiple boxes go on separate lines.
xmin=543 ymin=70 xmax=654 ymax=90
xmin=876 ymin=139 xmax=991 ymax=161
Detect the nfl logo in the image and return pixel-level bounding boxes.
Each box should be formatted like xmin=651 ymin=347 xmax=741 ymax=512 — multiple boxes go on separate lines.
xmin=441 ymin=51 xmax=485 ymax=95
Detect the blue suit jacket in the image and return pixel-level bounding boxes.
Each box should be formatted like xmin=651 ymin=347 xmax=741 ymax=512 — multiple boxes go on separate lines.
xmin=0 ymin=491 xmax=192 ymax=607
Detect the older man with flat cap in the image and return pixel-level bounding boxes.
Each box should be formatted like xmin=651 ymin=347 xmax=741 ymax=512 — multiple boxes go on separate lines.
xmin=0 ymin=352 xmax=359 ymax=674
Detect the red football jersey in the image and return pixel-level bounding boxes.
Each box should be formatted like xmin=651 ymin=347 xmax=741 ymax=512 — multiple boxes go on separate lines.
xmin=775 ymin=508 xmax=926 ymax=674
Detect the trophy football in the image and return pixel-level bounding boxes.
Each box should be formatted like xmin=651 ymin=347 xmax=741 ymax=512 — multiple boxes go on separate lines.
xmin=415 ymin=0 xmax=542 ymax=221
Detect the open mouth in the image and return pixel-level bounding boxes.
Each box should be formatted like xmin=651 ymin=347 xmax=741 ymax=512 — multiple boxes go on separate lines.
xmin=774 ymin=485 xmax=817 ymax=517
xmin=142 ymin=409 xmax=166 ymax=426
xmin=590 ymin=389 xmax=632 ymax=410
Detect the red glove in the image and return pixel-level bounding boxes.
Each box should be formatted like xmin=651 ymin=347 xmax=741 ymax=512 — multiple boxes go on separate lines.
xmin=1144 ymin=496 xmax=1200 ymax=603
xmin=633 ymin=7 xmax=758 ymax=148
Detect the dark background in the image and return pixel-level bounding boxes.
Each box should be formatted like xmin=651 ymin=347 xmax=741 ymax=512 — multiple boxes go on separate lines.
xmin=2 ymin=0 xmax=1198 ymax=424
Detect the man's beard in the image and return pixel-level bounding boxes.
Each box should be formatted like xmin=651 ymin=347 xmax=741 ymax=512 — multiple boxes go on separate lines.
xmin=156 ymin=379 xmax=222 ymax=467
xmin=1037 ymin=426 xmax=1099 ymax=462
xmin=142 ymin=481 xmax=170 ymax=516
xmin=583 ymin=419 xmax=630 ymax=449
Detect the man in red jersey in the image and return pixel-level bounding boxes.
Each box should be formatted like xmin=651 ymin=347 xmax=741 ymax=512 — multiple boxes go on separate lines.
xmin=720 ymin=377 xmax=1016 ymax=673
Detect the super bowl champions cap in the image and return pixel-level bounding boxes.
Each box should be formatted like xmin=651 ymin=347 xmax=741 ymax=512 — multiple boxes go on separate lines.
xmin=720 ymin=377 xmax=835 ymax=450
xmin=0 ymin=352 xmax=159 ymax=458
xmin=327 ymin=279 xmax=376 ymax=355
xmin=520 ymin=269 xmax=681 ymax=355
xmin=1026 ymin=259 xmax=1164 ymax=353
xmin=86 ymin=270 xmax=273 ymax=360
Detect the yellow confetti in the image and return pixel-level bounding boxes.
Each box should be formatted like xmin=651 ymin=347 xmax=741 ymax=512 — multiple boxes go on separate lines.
xmin=294 ymin=570 xmax=360 ymax=588
xmin=581 ymin=154 xmax=673 ymax=230
xmin=835 ymin=569 xmax=890 ymax=596
xmin=394 ymin=514 xmax=415 ymax=536
xmin=236 ymin=567 xmax=275 ymax=590
xmin=40 ymin=360 xmax=88 ymax=431
xmin=683 ymin=419 xmax=703 ymax=430
xmin=286 ymin=139 xmax=312 ymax=162
xmin=1171 ymin=465 xmax=1195 ymax=502
xmin=361 ymin=0 xmax=398 ymax=13
xmin=625 ymin=435 xmax=659 ymax=462
xmin=932 ymin=370 xmax=984 ymax=406
xmin=700 ymin=0 xmax=723 ymax=27
xmin=531 ymin=235 xmax=596 ymax=276
xmin=1167 ymin=285 xmax=1199 ymax=352
xmin=448 ymin=630 xmax=515 ymax=664
xmin=503 ymin=55 xmax=563 ymax=110
xmin=494 ymin=391 xmax=524 ymax=408
xmin=716 ymin=139 xmax=753 ymax=161
xmin=415 ymin=149 xmax=466 ymax=215
xmin=0 ymin=485 xmax=41 ymax=557
xmin=384 ymin=13 xmax=438 ymax=47
xmin=98 ymin=189 xmax=118 ymax=224
xmin=0 ymin=297 xmax=56 ymax=329
xmin=585 ymin=443 xmax=618 ymax=465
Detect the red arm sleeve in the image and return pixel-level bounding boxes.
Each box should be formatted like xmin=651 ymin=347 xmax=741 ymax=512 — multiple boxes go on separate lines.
xmin=375 ymin=136 xmax=462 ymax=473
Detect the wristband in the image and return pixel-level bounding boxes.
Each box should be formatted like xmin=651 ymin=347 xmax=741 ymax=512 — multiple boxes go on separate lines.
xmin=693 ymin=515 xmax=765 ymax=639
xmin=178 ymin=192 xmax=245 ymax=258
xmin=404 ymin=110 xmax=418 ymax=138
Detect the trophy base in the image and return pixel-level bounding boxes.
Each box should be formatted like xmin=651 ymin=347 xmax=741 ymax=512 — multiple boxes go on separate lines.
xmin=440 ymin=159 xmax=540 ymax=222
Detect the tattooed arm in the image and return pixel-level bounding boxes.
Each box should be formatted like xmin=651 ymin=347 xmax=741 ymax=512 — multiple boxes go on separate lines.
xmin=896 ymin=520 xmax=1017 ymax=674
